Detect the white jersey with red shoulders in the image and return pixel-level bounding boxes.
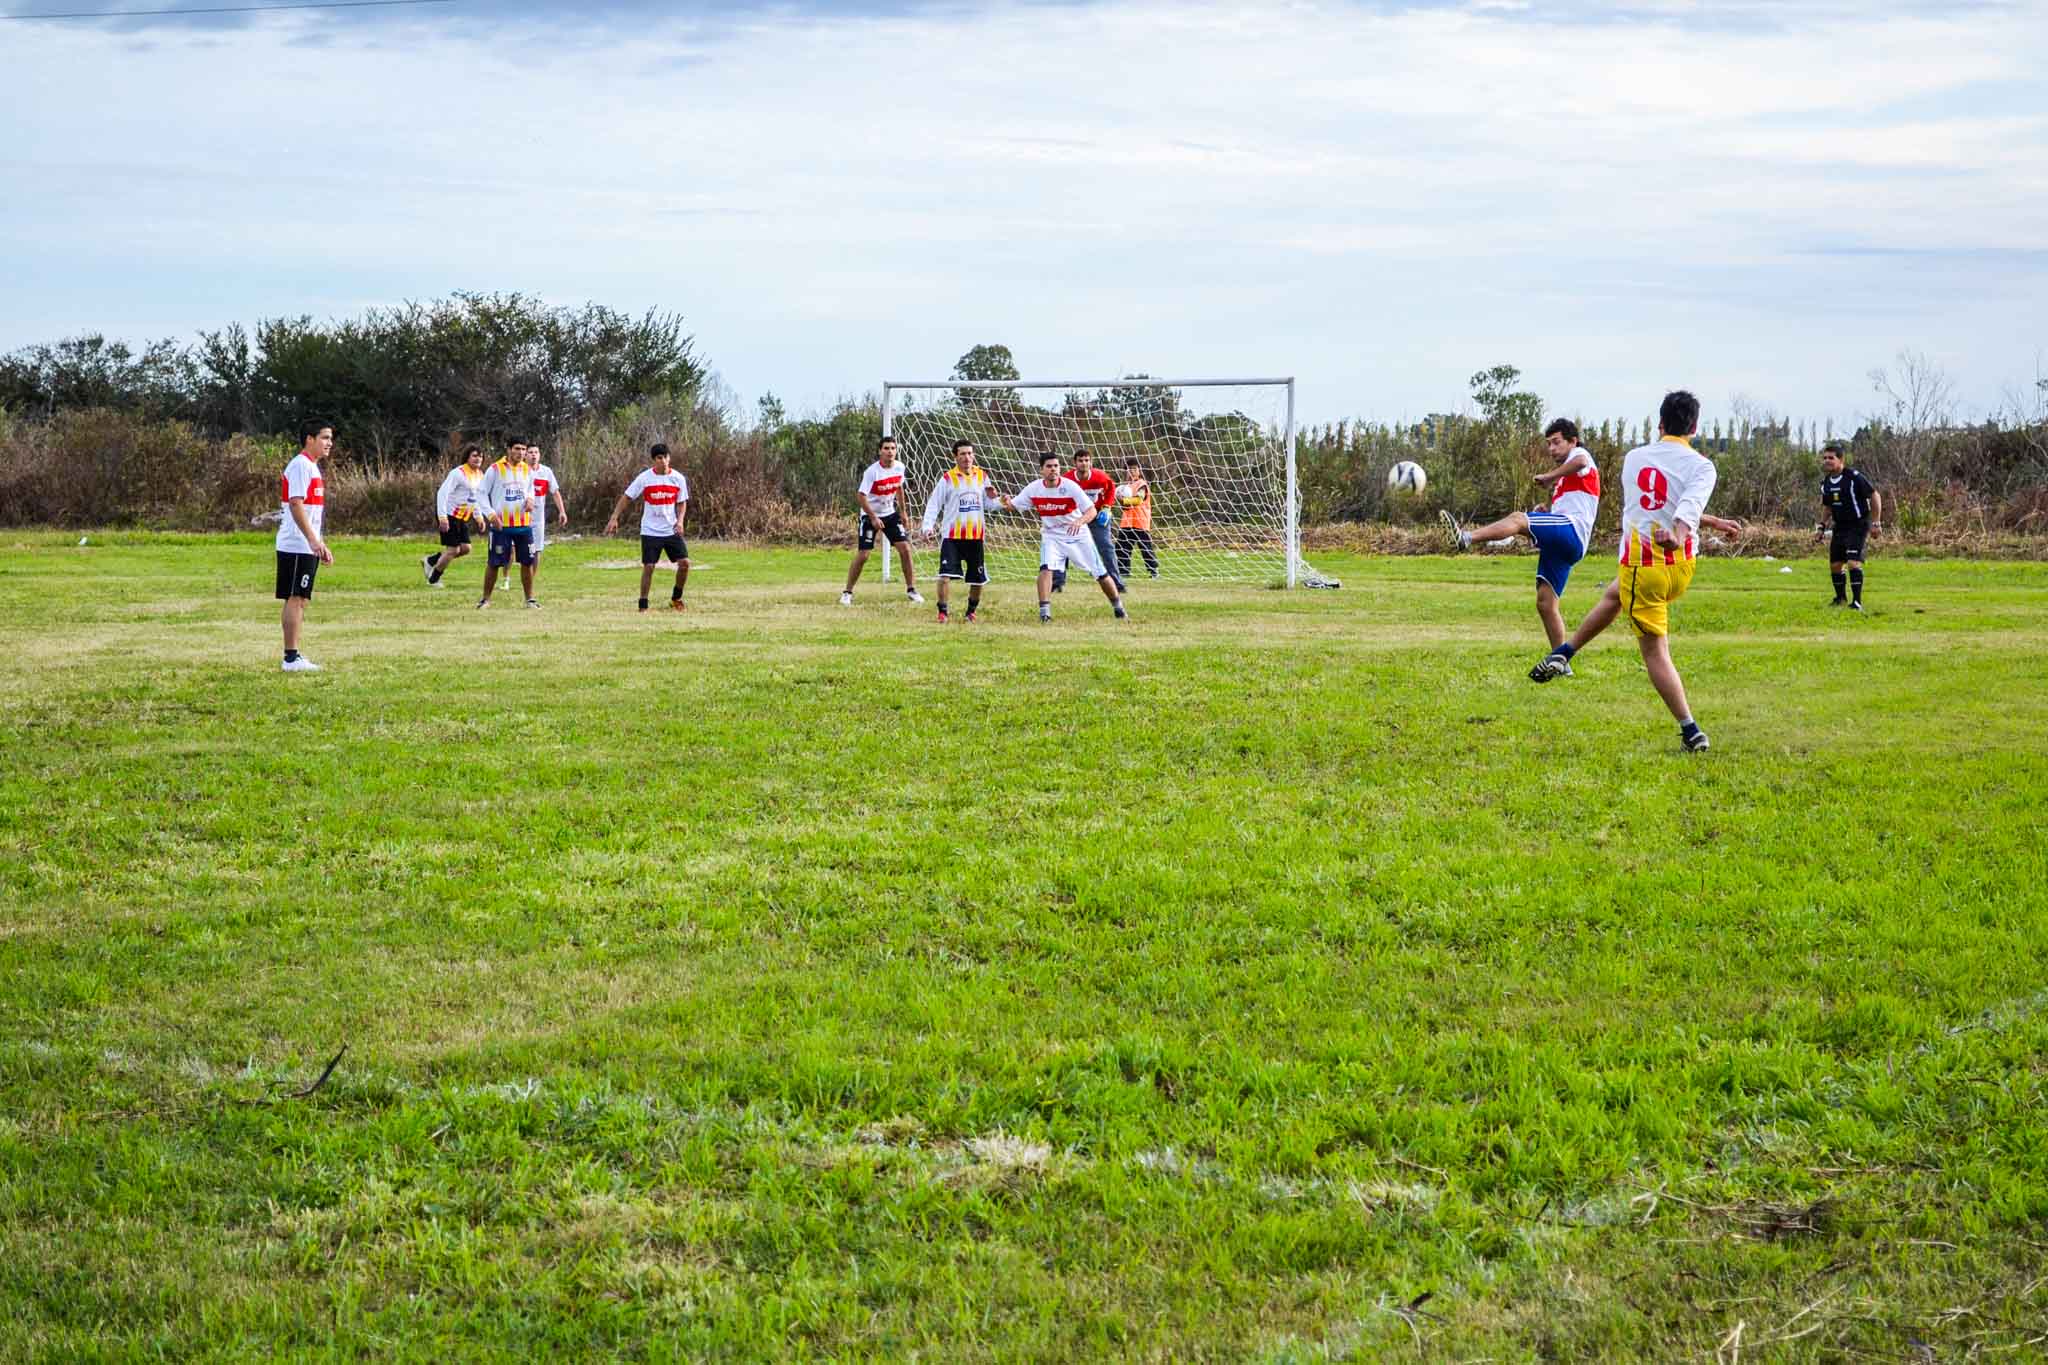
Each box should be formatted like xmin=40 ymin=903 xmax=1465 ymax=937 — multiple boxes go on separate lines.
xmin=1618 ymin=436 xmax=1717 ymax=565
xmin=276 ymin=453 xmax=325 ymax=553
xmin=1549 ymin=445 xmax=1600 ymax=548
xmin=859 ymin=460 xmax=906 ymax=518
xmin=1011 ymin=477 xmax=1090 ymax=540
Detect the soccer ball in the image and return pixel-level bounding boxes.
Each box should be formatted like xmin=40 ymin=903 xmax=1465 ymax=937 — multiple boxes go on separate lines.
xmin=1116 ymin=483 xmax=1141 ymax=505
xmin=1388 ymin=461 xmax=1427 ymax=494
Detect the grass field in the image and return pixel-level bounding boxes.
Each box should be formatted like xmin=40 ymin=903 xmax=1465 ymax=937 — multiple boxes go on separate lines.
xmin=2 ymin=531 xmax=2045 ymax=1361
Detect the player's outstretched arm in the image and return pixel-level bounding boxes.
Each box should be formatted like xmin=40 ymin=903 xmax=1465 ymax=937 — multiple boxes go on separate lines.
xmin=603 ymin=493 xmax=633 ymax=535
xmin=1702 ymin=514 xmax=1743 ymax=539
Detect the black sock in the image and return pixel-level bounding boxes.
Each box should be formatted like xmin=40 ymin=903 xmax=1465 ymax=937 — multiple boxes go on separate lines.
xmin=637 ymin=597 xmax=649 ymax=610
xmin=1849 ymin=568 xmax=1863 ymax=604
xmin=1553 ymin=642 xmax=1577 ymax=660
xmin=1831 ymin=571 xmax=1846 ymax=600
xmin=1679 ymin=719 xmax=1701 ymax=738
xmin=671 ymin=585 xmax=683 ymax=602
xmin=283 ymin=649 xmax=300 ymax=662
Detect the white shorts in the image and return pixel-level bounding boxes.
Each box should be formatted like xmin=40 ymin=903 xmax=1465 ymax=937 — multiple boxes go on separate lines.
xmin=530 ymin=523 xmax=546 ymax=555
xmin=1040 ymin=532 xmax=1105 ymax=578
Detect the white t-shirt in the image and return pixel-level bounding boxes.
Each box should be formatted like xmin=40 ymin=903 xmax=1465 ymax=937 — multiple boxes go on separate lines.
xmin=530 ymin=464 xmax=557 ymax=530
xmin=1618 ymin=437 xmax=1717 ymax=562
xmin=859 ymin=460 xmax=906 ymax=518
xmin=1012 ymin=477 xmax=1091 ymax=541
xmin=276 ymin=453 xmax=325 ymax=554
xmin=624 ymin=468 xmax=689 ymax=537
xmin=1549 ymin=445 xmax=1600 ymax=548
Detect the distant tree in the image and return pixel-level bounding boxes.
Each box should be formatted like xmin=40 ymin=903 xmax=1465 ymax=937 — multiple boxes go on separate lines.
xmin=757 ymin=391 xmax=786 ymax=431
xmin=951 ymin=344 xmax=1020 ymax=408
xmin=1468 ymin=364 xmax=1543 ymax=432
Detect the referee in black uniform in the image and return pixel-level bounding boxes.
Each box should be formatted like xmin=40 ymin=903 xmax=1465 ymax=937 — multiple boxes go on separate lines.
xmin=1816 ymin=442 xmax=1882 ymax=610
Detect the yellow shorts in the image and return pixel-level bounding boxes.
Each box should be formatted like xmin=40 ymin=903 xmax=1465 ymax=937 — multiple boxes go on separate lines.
xmin=1617 ymin=556 xmax=1696 ymax=637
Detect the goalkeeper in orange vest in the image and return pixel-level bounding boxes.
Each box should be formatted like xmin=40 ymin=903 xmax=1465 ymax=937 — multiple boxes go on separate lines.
xmin=1113 ymin=459 xmax=1159 ymax=581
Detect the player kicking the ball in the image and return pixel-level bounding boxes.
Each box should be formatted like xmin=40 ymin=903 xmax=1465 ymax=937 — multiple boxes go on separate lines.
xmin=841 ymin=435 xmax=923 ymax=606
xmin=1441 ymin=417 xmax=1600 ymax=659
xmin=920 ymin=438 xmax=994 ymax=622
xmin=1528 ymin=391 xmax=1743 ymax=752
xmin=604 ymin=441 xmax=689 ymax=612
xmin=998 ymin=452 xmax=1127 ymax=623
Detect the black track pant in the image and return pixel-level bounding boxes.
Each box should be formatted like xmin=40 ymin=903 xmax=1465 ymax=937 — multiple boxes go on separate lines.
xmin=1115 ymin=528 xmax=1158 ymax=579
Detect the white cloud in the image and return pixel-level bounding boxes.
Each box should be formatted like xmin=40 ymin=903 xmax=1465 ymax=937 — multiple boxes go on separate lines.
xmin=0 ymin=0 xmax=2043 ymax=422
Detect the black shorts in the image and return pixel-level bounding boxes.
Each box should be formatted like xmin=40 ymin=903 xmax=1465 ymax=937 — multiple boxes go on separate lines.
xmin=938 ymin=536 xmax=988 ymax=585
xmin=857 ymin=511 xmax=907 ymax=551
xmin=439 ymin=516 xmax=473 ymax=547
xmin=641 ymin=532 xmax=688 ymax=565
xmin=1829 ymin=524 xmax=1869 ymax=563
xmin=275 ymin=550 xmax=319 ymax=600
xmin=488 ymin=528 xmax=535 ymax=567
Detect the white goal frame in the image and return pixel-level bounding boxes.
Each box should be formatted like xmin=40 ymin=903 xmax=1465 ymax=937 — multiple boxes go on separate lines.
xmin=879 ymin=377 xmax=1309 ymax=588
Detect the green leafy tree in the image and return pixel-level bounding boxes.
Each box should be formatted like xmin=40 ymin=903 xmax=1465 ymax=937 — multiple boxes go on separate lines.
xmin=950 ymin=344 xmax=1019 ymax=409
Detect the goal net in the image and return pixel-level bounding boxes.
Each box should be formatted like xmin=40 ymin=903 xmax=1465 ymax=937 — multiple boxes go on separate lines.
xmin=882 ymin=378 xmax=1334 ymax=588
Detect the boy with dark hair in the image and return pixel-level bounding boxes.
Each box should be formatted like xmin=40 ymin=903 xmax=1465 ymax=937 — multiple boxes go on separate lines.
xmin=997 ymin=452 xmax=1128 ymax=623
xmin=605 ymin=442 xmax=690 ymax=612
xmin=1441 ymin=416 xmax=1601 ymax=655
xmin=1114 ymin=459 xmax=1159 ymax=580
xmin=276 ymin=420 xmax=334 ymax=671
xmin=477 ymin=440 xmax=538 ymax=609
xmin=1816 ymin=442 xmax=1881 ymax=609
xmin=424 ymin=444 xmax=486 ymax=585
xmin=841 ymin=435 xmax=922 ymax=605
xmin=1528 ymin=391 xmax=1744 ymax=751
xmin=920 ymin=438 xmax=994 ymax=622
xmin=1064 ymin=447 xmax=1122 ymax=592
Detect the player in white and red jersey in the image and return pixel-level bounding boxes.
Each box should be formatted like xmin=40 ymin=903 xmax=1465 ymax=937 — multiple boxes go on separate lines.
xmin=1440 ymin=418 xmax=1601 ymax=656
xmin=997 ymin=452 xmax=1127 ymax=622
xmin=604 ymin=442 xmax=690 ymax=612
xmin=274 ymin=420 xmax=334 ymax=672
xmin=1529 ymin=391 xmax=1745 ymax=752
xmin=840 ymin=435 xmax=922 ymax=605
xmin=525 ymin=443 xmax=568 ymax=603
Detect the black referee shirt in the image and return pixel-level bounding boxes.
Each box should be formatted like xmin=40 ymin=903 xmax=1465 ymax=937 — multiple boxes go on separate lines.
xmin=1821 ymin=469 xmax=1876 ymax=526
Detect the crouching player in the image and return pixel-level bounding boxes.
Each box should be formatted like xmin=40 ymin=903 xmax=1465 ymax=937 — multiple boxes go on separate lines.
xmin=920 ymin=438 xmax=993 ymax=622
xmin=999 ymin=452 xmax=1127 ymax=623
xmin=1441 ymin=418 xmax=1600 ymax=660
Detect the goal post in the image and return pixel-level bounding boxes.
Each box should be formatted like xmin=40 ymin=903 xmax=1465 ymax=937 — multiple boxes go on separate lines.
xmin=879 ymin=377 xmax=1334 ymax=588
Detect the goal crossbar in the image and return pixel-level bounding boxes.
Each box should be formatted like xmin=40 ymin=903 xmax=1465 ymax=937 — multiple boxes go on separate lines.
xmin=880 ymin=376 xmax=1330 ymax=589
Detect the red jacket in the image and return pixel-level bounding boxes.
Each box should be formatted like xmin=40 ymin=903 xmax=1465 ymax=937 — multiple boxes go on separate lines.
xmin=1072 ymin=468 xmax=1116 ymax=514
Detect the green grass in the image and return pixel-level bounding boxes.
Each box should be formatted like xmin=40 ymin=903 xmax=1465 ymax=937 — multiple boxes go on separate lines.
xmin=2 ymin=531 xmax=2045 ymax=1361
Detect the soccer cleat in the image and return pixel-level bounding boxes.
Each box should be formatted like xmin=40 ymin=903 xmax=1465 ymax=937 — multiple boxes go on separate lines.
xmin=1849 ymin=601 xmax=1863 ymax=611
xmin=1555 ymin=660 xmax=1575 ymax=678
xmin=1039 ymin=605 xmax=1052 ymax=622
xmin=839 ymin=591 xmax=854 ymax=606
xmin=1682 ymin=728 xmax=1711 ymax=752
xmin=907 ymin=590 xmax=925 ymax=604
xmin=422 ymin=554 xmax=437 ymax=582
xmin=476 ymin=599 xmax=489 ymax=610
xmin=1830 ymin=597 xmax=1846 ymax=607
xmin=935 ymin=609 xmax=948 ymax=623
xmin=1439 ymin=509 xmax=1471 ymax=552
xmin=281 ymin=656 xmax=320 ymax=672
xmin=963 ymin=610 xmax=977 ymax=623
xmin=669 ymin=598 xmax=686 ymax=611
xmin=1113 ymin=604 xmax=1128 ymax=620
xmin=526 ymin=598 xmax=540 ymax=609
xmin=1529 ymin=653 xmax=1570 ymax=683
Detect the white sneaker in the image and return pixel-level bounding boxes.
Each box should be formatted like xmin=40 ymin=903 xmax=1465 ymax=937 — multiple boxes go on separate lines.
xmin=281 ymin=656 xmax=321 ymax=672
xmin=421 ymin=554 xmax=436 ymax=583
xmin=907 ymin=590 xmax=925 ymax=604
xmin=839 ymin=591 xmax=854 ymax=606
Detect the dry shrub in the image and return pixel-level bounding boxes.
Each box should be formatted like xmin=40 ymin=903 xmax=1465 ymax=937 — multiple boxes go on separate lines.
xmin=0 ymin=408 xmax=272 ymax=529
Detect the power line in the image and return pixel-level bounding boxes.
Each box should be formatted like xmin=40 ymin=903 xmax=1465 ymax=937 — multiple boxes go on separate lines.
xmin=3 ymin=0 xmax=453 ymax=19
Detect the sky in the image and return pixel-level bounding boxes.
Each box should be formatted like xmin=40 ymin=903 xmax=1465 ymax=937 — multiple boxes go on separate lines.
xmin=1 ymin=0 xmax=2045 ymax=429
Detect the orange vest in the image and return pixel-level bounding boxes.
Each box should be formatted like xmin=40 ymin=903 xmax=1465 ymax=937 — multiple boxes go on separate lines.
xmin=1118 ymin=483 xmax=1152 ymax=531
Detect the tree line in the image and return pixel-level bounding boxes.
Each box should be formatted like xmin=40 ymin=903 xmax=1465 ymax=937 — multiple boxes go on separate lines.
xmin=2 ymin=303 xmax=2043 ymax=537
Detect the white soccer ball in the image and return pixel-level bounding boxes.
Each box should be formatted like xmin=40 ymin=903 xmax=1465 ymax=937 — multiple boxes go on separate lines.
xmin=1388 ymin=461 xmax=1427 ymax=494
xmin=1115 ymin=483 xmax=1137 ymax=505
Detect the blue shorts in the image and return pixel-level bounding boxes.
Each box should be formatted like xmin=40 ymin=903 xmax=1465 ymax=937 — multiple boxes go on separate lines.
xmin=1527 ymin=513 xmax=1585 ymax=595
xmin=488 ymin=527 xmax=535 ymax=567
